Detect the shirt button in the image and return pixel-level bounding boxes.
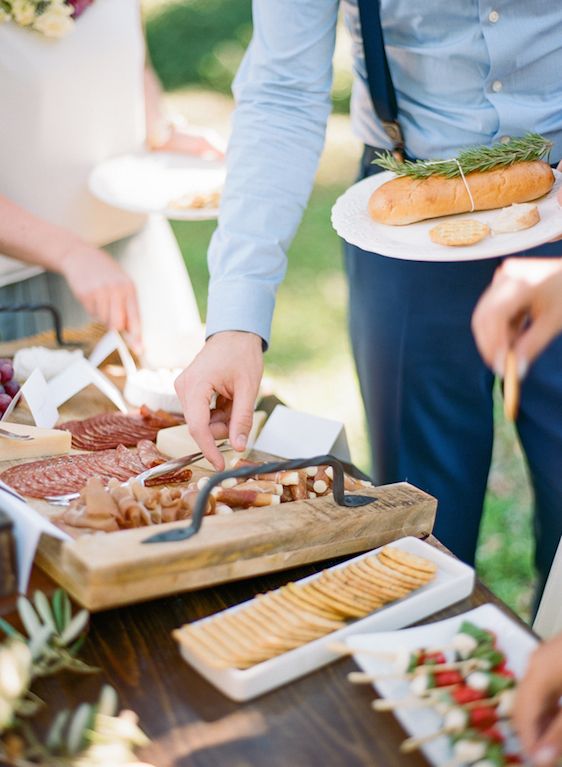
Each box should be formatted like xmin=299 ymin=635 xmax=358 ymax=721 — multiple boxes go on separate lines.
xmin=499 ymin=135 xmax=511 ymax=144
xmin=492 ymin=80 xmax=503 ymax=92
xmin=489 ymin=10 xmax=500 ymax=23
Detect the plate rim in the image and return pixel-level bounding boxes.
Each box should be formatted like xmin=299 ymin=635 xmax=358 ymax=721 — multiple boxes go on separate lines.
xmin=332 ymin=168 xmax=562 ymax=262
xmin=88 ymin=149 xmax=224 ymax=221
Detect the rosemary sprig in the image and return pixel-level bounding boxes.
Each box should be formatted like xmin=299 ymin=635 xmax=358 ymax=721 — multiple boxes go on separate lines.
xmin=374 ymin=133 xmax=552 ymax=179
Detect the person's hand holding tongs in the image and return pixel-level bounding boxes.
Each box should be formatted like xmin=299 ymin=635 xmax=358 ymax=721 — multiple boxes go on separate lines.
xmin=472 ymin=254 xmax=562 ymax=420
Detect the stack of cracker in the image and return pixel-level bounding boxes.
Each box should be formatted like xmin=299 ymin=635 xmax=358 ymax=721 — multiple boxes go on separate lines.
xmin=173 ymin=546 xmax=437 ymax=670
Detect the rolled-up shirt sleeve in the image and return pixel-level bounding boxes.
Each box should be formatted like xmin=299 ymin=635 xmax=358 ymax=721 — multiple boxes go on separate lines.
xmin=205 ymin=0 xmax=338 ymax=346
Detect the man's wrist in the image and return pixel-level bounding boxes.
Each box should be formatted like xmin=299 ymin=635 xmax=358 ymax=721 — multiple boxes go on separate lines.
xmin=206 ymin=329 xmax=265 ymax=350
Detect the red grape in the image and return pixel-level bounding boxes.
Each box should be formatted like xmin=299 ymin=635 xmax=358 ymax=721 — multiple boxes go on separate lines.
xmin=0 ymin=393 xmax=12 ymax=414
xmin=0 ymin=362 xmax=13 ymax=383
xmin=4 ymin=380 xmax=19 ymax=398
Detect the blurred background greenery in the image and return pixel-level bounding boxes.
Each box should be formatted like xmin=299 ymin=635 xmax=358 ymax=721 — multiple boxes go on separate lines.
xmin=143 ymin=0 xmax=535 ymax=619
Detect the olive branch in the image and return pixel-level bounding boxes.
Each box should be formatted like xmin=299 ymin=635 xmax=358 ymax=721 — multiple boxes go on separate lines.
xmin=0 ymin=589 xmax=153 ymax=767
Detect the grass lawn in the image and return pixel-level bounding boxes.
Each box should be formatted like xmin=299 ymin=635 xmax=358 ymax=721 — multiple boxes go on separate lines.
xmin=148 ymin=0 xmax=537 ymax=622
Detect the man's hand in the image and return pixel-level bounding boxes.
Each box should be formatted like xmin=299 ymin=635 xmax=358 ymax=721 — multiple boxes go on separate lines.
xmin=175 ymin=331 xmax=264 ymax=470
xmin=60 ymin=244 xmax=142 ymax=353
xmin=513 ymin=633 xmax=562 ymax=766
xmin=471 ymin=257 xmax=562 ymax=377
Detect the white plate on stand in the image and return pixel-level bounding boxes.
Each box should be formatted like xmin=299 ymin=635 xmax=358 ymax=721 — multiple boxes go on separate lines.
xmin=176 ymin=536 xmax=475 ymax=701
xmin=346 ymin=603 xmax=538 ymax=766
xmin=89 ymin=151 xmax=225 ymax=221
xmin=331 ymin=169 xmax=562 ymax=261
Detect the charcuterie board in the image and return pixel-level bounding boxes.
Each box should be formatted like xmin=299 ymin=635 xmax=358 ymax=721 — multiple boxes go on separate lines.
xmin=0 ymin=378 xmax=437 ymax=611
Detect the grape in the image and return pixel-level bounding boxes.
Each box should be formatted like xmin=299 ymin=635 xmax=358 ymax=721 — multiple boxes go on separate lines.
xmin=0 ymin=362 xmax=13 ymax=383
xmin=0 ymin=393 xmax=12 ymax=414
xmin=4 ymin=380 xmax=19 ymax=398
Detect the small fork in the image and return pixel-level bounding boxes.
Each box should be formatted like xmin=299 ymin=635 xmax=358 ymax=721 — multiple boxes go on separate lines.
xmin=44 ymin=442 xmax=229 ymax=506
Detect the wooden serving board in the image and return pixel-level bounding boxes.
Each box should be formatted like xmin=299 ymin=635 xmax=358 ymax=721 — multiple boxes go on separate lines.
xmin=0 ymin=379 xmax=437 ymax=612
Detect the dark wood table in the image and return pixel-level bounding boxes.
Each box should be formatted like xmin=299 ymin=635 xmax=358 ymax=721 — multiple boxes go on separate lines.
xmin=0 ymin=536 xmax=533 ymax=767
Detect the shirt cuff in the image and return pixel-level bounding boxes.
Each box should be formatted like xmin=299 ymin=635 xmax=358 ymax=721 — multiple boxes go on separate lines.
xmin=205 ymin=278 xmax=276 ymax=350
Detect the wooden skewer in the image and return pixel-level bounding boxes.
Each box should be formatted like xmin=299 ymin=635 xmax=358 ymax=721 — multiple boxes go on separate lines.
xmin=504 ymin=348 xmax=520 ymax=421
xmin=371 ymin=691 xmax=504 ymax=713
xmin=400 ymin=713 xmax=508 ymax=755
xmin=328 ymin=642 xmax=396 ymax=661
xmin=400 ymin=726 xmax=451 ymax=753
xmin=347 ymin=658 xmax=484 ymax=683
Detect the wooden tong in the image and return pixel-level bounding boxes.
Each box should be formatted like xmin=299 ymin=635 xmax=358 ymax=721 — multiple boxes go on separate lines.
xmin=503 ymin=349 xmax=520 ymax=422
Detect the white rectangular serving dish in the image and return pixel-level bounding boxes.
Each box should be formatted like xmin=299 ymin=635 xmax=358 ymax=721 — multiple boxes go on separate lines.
xmin=177 ymin=536 xmax=475 ymax=701
xmin=346 ymin=603 xmax=538 ymax=766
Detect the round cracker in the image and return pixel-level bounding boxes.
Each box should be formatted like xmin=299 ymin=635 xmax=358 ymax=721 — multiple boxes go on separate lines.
xmin=331 ymin=565 xmax=402 ymax=603
xmin=351 ymin=558 xmax=417 ymax=594
xmin=285 ymin=582 xmax=348 ymax=620
xmin=379 ymin=546 xmax=437 ymax=575
xmin=280 ymin=584 xmax=346 ymax=622
xmin=322 ymin=570 xmax=384 ymax=610
xmin=304 ymin=581 xmax=368 ymax=618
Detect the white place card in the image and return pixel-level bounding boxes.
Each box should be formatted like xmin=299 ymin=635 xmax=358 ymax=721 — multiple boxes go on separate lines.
xmin=253 ymin=405 xmax=351 ymax=462
xmin=88 ymin=329 xmax=137 ymax=377
xmin=1 ymin=368 xmax=59 ymax=428
xmin=48 ymin=358 xmax=128 ymax=413
xmin=0 ymin=481 xmax=71 ymax=593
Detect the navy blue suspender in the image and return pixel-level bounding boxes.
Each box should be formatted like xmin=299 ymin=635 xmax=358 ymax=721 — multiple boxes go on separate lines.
xmin=356 ymin=0 xmax=404 ymax=157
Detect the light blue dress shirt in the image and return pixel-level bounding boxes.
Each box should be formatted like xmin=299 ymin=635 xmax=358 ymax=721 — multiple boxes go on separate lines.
xmin=206 ymin=0 xmax=562 ymax=345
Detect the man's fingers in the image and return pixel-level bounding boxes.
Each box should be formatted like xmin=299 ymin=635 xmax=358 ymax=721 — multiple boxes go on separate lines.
xmin=179 ymin=381 xmax=225 ymax=470
xmin=229 ymin=378 xmax=258 ymax=452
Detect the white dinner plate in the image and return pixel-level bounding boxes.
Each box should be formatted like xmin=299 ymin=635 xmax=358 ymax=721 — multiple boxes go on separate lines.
xmin=331 ymin=169 xmax=562 ymax=261
xmin=176 ymin=536 xmax=475 ymax=701
xmin=88 ymin=151 xmax=225 ymax=221
xmin=346 ymin=603 xmax=538 ymax=766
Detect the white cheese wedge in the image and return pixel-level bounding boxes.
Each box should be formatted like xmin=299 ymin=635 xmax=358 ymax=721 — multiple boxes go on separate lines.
xmin=0 ymin=422 xmax=71 ymax=461
xmin=156 ymin=411 xmax=267 ymax=462
xmin=124 ymin=368 xmax=182 ymax=412
xmin=491 ymin=203 xmax=540 ymax=234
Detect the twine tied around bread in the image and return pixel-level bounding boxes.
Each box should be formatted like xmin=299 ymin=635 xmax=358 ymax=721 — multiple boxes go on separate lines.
xmin=426 ymin=158 xmax=476 ymax=212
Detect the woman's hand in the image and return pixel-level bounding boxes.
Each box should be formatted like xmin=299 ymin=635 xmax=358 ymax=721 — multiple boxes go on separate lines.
xmin=60 ymin=244 xmax=142 ymax=352
xmin=471 ymin=257 xmax=562 ymax=377
xmin=513 ymin=633 xmax=562 ymax=766
xmin=152 ymin=122 xmax=224 ymax=160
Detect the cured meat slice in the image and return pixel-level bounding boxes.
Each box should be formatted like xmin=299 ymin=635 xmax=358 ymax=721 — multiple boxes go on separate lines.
xmin=57 ymin=407 xmax=183 ymax=451
xmin=0 ymin=440 xmax=192 ymax=499
xmin=136 ymin=439 xmax=166 ymax=469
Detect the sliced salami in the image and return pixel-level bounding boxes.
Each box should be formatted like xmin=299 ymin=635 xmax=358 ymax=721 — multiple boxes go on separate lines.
xmin=57 ymin=407 xmax=183 ymax=451
xmin=0 ymin=441 xmax=185 ymax=499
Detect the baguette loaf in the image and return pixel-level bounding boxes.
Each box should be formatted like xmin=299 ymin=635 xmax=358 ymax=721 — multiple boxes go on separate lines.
xmin=368 ymin=160 xmax=554 ymax=225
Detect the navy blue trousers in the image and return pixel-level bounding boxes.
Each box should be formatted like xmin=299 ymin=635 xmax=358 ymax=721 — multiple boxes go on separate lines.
xmin=345 ymin=154 xmax=562 ymax=593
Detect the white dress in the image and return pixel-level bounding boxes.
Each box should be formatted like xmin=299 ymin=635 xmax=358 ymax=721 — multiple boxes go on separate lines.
xmin=0 ymin=0 xmax=204 ymax=368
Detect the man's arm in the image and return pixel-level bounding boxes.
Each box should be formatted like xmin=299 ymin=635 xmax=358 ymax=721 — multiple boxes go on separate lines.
xmin=176 ymin=0 xmax=339 ymax=468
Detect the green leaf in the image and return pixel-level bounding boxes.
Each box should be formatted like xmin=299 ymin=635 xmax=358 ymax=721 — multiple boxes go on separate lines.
xmin=33 ymin=591 xmax=56 ymax=632
xmin=52 ymin=589 xmax=66 ymax=633
xmin=17 ymin=596 xmax=42 ymax=639
xmin=58 ymin=610 xmax=89 ymax=647
xmin=97 ymin=685 xmax=118 ymax=717
xmin=29 ymin=624 xmax=54 ymax=660
xmin=66 ymin=702 xmax=93 ymax=755
xmin=0 ymin=616 xmax=25 ymax=641
xmin=62 ymin=591 xmax=72 ymax=631
xmin=46 ymin=709 xmax=70 ymax=752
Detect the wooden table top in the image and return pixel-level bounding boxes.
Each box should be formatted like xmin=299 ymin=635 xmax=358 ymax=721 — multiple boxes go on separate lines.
xmin=0 ymin=535 xmax=533 ymax=767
